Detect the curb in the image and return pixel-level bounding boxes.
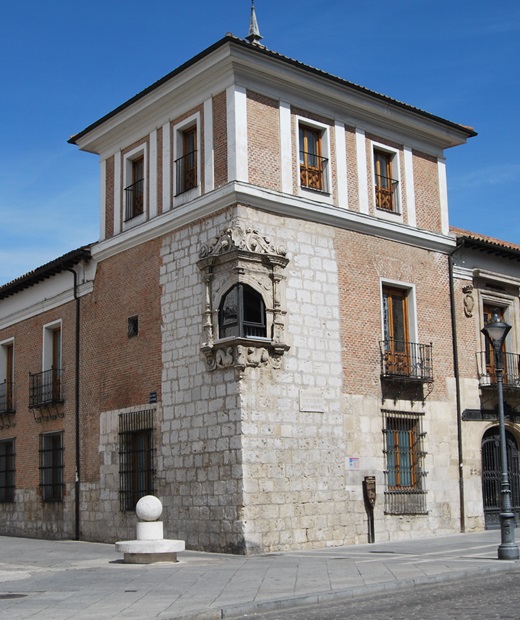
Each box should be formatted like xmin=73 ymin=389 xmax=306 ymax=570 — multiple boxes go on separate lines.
xmin=165 ymin=562 xmax=519 ymax=620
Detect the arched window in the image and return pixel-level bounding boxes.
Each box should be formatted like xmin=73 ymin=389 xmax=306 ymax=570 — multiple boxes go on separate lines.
xmin=219 ymin=284 xmax=266 ymax=339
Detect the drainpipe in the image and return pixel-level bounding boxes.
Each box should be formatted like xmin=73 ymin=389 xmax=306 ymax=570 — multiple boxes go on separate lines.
xmin=449 ymin=242 xmax=465 ymax=533
xmin=67 ymin=268 xmax=81 ymax=541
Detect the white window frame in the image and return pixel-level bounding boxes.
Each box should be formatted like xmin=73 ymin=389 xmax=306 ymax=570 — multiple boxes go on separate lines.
xmin=296 ymin=116 xmax=332 ymax=204
xmin=0 ymin=338 xmax=14 ymax=385
xmin=173 ymin=112 xmax=201 ymax=206
xmin=479 ymin=292 xmax=516 ymax=354
xmin=380 ymin=280 xmax=417 ymax=344
xmin=43 ymin=320 xmax=62 ymax=373
xmin=123 ymin=144 xmax=147 ymax=230
xmin=371 ymin=141 xmax=403 ymax=222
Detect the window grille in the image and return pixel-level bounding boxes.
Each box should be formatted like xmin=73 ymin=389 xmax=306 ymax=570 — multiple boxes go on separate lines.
xmin=119 ymin=409 xmax=156 ymax=511
xmin=382 ymin=410 xmax=427 ymax=514
xmin=39 ymin=432 xmax=64 ymax=502
xmin=219 ymin=284 xmax=266 ymax=339
xmin=0 ymin=439 xmax=15 ymax=503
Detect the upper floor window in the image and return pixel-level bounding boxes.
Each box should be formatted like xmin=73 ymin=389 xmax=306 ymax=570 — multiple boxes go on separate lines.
xmin=374 ymin=147 xmax=399 ymax=213
xmin=481 ymin=304 xmax=519 ymax=386
xmin=0 ymin=341 xmax=14 ymax=414
xmin=30 ymin=322 xmax=63 ymax=408
xmin=219 ymin=284 xmax=266 ymax=339
xmin=124 ymin=155 xmax=145 ymax=221
xmin=299 ymin=124 xmax=328 ymax=192
xmin=175 ymin=126 xmax=197 ymax=195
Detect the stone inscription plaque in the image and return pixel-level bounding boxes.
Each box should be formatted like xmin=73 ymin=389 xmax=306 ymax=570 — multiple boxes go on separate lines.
xmin=299 ymin=388 xmax=325 ymax=413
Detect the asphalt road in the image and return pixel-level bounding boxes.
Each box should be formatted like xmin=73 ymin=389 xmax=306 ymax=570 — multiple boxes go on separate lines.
xmin=243 ymin=568 xmax=520 ymax=620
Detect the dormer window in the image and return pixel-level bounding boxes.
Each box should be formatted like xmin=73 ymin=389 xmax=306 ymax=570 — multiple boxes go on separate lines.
xmin=219 ymin=284 xmax=266 ymax=339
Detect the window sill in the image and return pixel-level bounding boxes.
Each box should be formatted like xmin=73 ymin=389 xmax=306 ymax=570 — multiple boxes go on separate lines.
xmin=174 ymin=185 xmax=201 ymax=207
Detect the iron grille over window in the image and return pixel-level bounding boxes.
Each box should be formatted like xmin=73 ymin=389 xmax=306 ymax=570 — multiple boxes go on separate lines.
xmin=39 ymin=432 xmax=64 ymax=502
xmin=124 ymin=179 xmax=144 ymax=221
xmin=119 ymin=409 xmax=155 ymax=511
xmin=380 ymin=340 xmax=434 ymax=382
xmin=29 ymin=368 xmax=63 ymax=408
xmin=0 ymin=439 xmax=15 ymax=503
xmin=383 ymin=410 xmax=427 ymax=514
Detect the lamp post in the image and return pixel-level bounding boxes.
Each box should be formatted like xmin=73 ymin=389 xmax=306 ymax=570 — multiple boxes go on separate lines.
xmin=481 ymin=308 xmax=520 ymax=560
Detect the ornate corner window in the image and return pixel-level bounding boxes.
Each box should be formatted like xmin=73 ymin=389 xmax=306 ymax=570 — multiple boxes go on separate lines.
xmin=198 ymin=222 xmax=290 ymax=372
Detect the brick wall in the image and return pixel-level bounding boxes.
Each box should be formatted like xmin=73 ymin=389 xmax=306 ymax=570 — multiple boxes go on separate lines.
xmin=247 ymin=90 xmax=281 ymax=191
xmin=213 ymin=91 xmax=228 ymax=188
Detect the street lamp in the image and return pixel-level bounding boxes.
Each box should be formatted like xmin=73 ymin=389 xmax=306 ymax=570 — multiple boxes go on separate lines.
xmin=481 ymin=308 xmax=520 ymax=560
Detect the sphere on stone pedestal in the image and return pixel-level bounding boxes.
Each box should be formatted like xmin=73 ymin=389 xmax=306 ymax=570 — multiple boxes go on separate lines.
xmin=136 ymin=495 xmax=163 ymax=522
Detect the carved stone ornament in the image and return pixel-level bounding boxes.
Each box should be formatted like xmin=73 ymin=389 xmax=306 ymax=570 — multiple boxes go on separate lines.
xmin=198 ymin=222 xmax=290 ymax=372
xmin=199 ymin=223 xmax=287 ymax=260
xmin=462 ymin=285 xmax=474 ymax=318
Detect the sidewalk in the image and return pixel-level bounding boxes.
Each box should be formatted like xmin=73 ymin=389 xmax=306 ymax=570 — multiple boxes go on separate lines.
xmin=0 ymin=531 xmax=518 ymax=620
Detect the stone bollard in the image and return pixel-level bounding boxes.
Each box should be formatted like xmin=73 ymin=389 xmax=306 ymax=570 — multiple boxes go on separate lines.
xmin=115 ymin=496 xmax=185 ymax=564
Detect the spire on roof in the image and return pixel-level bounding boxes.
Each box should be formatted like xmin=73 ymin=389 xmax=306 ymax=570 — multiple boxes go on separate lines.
xmin=246 ymin=0 xmax=263 ymax=44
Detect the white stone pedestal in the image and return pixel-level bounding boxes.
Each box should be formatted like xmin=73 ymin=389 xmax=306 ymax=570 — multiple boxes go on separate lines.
xmin=115 ymin=496 xmax=185 ymax=564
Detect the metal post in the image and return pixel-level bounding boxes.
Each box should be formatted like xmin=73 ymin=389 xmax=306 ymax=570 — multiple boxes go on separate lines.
xmin=494 ymin=342 xmax=520 ymax=560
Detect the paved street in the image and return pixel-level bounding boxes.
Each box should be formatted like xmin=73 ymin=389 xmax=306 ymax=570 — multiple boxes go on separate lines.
xmin=0 ymin=531 xmax=518 ymax=619
xmin=244 ymin=569 xmax=520 ymax=619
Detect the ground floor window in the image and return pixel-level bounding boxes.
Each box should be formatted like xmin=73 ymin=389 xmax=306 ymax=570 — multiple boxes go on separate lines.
xmin=383 ymin=410 xmax=427 ymax=514
xmin=39 ymin=432 xmax=64 ymax=502
xmin=119 ymin=409 xmax=155 ymax=511
xmin=0 ymin=439 xmax=15 ymax=502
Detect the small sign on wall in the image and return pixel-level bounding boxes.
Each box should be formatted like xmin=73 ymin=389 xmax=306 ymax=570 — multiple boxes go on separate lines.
xmin=299 ymin=388 xmax=325 ymax=412
xmin=346 ymin=457 xmax=360 ymax=470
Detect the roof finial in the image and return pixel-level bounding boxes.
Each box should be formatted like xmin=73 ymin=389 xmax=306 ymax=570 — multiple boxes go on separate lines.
xmin=246 ymin=0 xmax=263 ymax=44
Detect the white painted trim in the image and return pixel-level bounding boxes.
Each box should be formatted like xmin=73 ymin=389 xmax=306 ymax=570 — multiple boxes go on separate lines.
xmin=227 ymin=85 xmax=248 ymax=183
xmin=380 ymin=279 xmax=418 ymax=344
xmin=438 ymin=157 xmax=449 ymax=236
xmin=335 ymin=120 xmax=348 ymax=209
xmin=99 ymin=159 xmax=106 ymax=241
xmin=356 ymin=128 xmax=369 ymax=214
xmin=204 ymin=98 xmax=214 ymax=193
xmin=162 ymin=122 xmax=171 ymax=212
xmin=42 ymin=319 xmax=62 ymax=372
xmin=173 ymin=112 xmax=201 ymax=205
xmin=91 ymin=181 xmax=455 ymax=271
xmin=149 ymin=130 xmax=158 ymax=219
xmin=122 ymin=143 xmax=148 ymax=232
xmin=403 ymin=145 xmax=416 ymax=227
xmin=0 ymin=338 xmax=14 ymax=385
xmin=280 ymin=100 xmax=293 ymax=194
xmin=296 ymin=115 xmax=333 ymax=204
xmin=114 ymin=152 xmax=121 ymax=235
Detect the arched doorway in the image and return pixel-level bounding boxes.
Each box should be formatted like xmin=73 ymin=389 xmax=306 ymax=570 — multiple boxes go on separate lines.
xmin=481 ymin=427 xmax=520 ymax=529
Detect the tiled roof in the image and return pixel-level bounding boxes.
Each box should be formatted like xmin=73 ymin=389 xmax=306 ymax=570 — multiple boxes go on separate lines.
xmin=0 ymin=246 xmax=92 ymax=300
xmin=69 ymin=35 xmax=477 ymax=145
xmin=450 ymin=227 xmax=520 ymax=259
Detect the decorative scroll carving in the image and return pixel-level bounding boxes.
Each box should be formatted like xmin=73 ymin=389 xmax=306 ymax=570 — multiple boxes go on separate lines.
xmin=199 ymin=222 xmax=287 ymax=260
xmin=202 ymin=342 xmax=285 ymax=372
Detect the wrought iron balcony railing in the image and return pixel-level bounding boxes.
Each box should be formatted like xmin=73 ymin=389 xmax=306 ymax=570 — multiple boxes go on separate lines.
xmin=380 ymin=340 xmax=434 ymax=383
xmin=124 ymin=178 xmax=144 ymax=221
xmin=175 ymin=151 xmax=198 ymax=195
xmin=476 ymin=351 xmax=520 ymax=389
xmin=300 ymin=152 xmax=328 ymax=191
xmin=375 ymin=175 xmax=399 ymax=212
xmin=0 ymin=381 xmax=15 ymax=414
xmin=29 ymin=368 xmax=63 ymax=408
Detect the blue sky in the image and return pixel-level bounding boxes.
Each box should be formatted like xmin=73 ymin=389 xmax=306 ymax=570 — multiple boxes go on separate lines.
xmin=1 ymin=1 xmax=518 ymax=285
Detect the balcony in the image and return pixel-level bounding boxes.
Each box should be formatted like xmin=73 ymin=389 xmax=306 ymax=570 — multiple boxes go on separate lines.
xmin=29 ymin=368 xmax=63 ymax=408
xmin=477 ymin=351 xmax=520 ymax=389
xmin=375 ymin=175 xmax=399 ymax=212
xmin=300 ymin=152 xmax=328 ymax=191
xmin=380 ymin=340 xmax=434 ymax=383
xmin=124 ymin=179 xmax=144 ymax=221
xmin=175 ymin=151 xmax=197 ymax=195
xmin=0 ymin=381 xmax=14 ymax=414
